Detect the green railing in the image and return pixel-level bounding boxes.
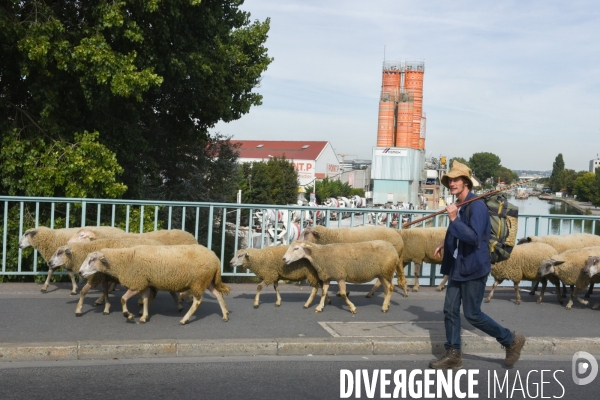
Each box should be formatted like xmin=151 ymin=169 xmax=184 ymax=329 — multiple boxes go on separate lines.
xmin=1 ymin=196 xmax=599 ymax=286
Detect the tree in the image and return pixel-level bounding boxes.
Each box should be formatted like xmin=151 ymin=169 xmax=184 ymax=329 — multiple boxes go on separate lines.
xmin=591 ymin=167 xmax=600 ymax=208
xmin=549 ymin=154 xmax=565 ymax=192
xmin=556 ymin=169 xmax=577 ymax=194
xmin=238 ymin=157 xmax=299 ymax=205
xmin=468 ymin=152 xmax=501 ymax=183
xmin=449 ymin=157 xmax=470 ymax=168
xmin=1 ymin=0 xmax=272 ymax=199
xmin=573 ymin=172 xmax=596 ymax=202
xmin=496 ymin=166 xmax=517 ymax=185
xmin=305 ymin=178 xmax=354 ymax=204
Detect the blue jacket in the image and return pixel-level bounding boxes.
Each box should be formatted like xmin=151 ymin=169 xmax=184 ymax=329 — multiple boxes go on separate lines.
xmin=440 ymin=191 xmax=491 ymax=281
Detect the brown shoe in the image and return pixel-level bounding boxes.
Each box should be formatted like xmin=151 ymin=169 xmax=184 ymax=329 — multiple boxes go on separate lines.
xmin=429 ymin=348 xmax=463 ymax=370
xmin=504 ymin=332 xmax=526 ymax=366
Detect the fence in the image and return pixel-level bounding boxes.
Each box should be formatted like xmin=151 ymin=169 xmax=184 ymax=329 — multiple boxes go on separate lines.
xmin=1 ymin=196 xmax=599 ymax=287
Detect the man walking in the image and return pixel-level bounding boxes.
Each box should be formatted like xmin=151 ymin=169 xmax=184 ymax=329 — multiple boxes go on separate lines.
xmin=429 ymin=161 xmax=525 ymax=369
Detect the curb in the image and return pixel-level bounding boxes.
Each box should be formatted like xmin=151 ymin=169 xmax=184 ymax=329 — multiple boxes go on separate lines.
xmin=1 ymin=337 xmax=600 ymax=362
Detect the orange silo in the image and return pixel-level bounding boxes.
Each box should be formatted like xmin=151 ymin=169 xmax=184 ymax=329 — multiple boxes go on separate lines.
xmin=377 ymin=62 xmax=401 ymax=147
xmin=404 ymin=62 xmax=425 ymax=149
xmin=395 ymin=92 xmax=413 ymax=148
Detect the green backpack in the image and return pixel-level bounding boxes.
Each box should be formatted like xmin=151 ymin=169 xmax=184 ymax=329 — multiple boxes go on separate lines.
xmin=467 ymin=193 xmax=519 ymax=264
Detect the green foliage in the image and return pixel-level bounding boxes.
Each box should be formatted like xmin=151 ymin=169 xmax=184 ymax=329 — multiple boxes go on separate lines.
xmin=0 ymin=130 xmax=127 ymax=198
xmin=468 ymin=152 xmax=501 ymax=183
xmin=238 ymin=157 xmax=299 ymax=205
xmin=449 ymin=157 xmax=470 ymax=168
xmin=496 ymin=166 xmax=516 ymax=185
xmin=1 ymin=0 xmax=272 ymax=198
xmin=573 ymin=172 xmax=596 ymax=202
xmin=305 ymin=178 xmax=354 ymax=204
xmin=591 ymin=167 xmax=600 ymax=208
xmin=549 ymin=153 xmax=565 ymax=192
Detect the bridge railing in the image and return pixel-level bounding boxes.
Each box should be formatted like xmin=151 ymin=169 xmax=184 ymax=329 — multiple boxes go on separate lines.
xmin=1 ymin=196 xmax=599 ymax=287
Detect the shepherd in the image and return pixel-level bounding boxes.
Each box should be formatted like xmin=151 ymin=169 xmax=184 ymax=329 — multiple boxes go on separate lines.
xmin=428 ymin=160 xmax=526 ymax=369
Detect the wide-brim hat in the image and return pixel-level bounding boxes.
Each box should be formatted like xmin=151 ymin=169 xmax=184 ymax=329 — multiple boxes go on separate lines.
xmin=441 ymin=160 xmax=474 ymax=189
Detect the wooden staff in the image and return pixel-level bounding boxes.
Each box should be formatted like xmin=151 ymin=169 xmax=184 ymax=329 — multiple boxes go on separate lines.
xmin=402 ymin=179 xmax=534 ymax=229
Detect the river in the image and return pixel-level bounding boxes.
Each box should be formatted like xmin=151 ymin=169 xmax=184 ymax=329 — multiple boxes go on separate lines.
xmin=512 ymin=195 xmax=598 ymax=237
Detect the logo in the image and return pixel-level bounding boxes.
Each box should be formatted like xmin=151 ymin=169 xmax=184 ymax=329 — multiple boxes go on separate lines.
xmin=572 ymin=351 xmax=598 ymax=385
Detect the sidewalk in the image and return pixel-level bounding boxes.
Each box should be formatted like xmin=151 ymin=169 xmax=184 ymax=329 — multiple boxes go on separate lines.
xmin=1 ymin=282 xmax=600 ymax=362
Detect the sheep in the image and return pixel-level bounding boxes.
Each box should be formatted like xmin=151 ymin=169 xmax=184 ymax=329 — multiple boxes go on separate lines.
xmin=538 ymin=246 xmax=600 ymax=309
xmin=229 ymin=246 xmax=330 ymax=309
xmin=299 ymin=225 xmax=408 ymax=297
xmin=518 ymin=233 xmax=600 ymax=297
xmin=18 ymin=226 xmax=124 ymax=295
xmin=282 ymin=240 xmax=399 ymax=314
xmin=69 ymin=228 xmax=198 ymax=246
xmin=71 ymin=228 xmax=199 ymax=300
xmin=48 ymin=238 xmax=183 ymax=316
xmin=483 ymin=242 xmax=561 ymax=305
xmin=583 ymin=255 xmax=600 ymax=309
xmin=398 ymin=227 xmax=447 ymax=292
xmin=78 ymin=244 xmax=230 ymax=325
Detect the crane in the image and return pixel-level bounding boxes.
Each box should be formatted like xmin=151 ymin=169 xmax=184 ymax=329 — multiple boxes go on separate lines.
xmin=336 ymin=153 xmax=357 ymax=166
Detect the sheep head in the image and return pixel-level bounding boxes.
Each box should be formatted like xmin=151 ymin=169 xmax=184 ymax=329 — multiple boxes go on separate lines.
xmin=538 ymin=259 xmax=564 ymax=277
xmin=48 ymin=245 xmax=73 ymax=270
xmin=18 ymin=228 xmax=37 ymax=249
xmin=516 ymin=237 xmax=532 ymax=245
xmin=79 ymin=251 xmax=107 ymax=278
xmin=67 ymin=229 xmax=98 ymax=244
xmin=229 ymin=249 xmax=249 ymax=270
xmin=584 ymin=256 xmax=600 ymax=278
xmin=300 ymin=226 xmax=319 ymax=242
xmin=283 ymin=241 xmax=312 ymax=264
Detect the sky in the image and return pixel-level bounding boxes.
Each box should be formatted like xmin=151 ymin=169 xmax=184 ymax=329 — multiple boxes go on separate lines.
xmin=210 ymin=0 xmax=600 ymax=172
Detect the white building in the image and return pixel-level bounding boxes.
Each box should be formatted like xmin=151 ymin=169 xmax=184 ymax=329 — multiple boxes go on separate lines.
xmin=590 ymin=156 xmax=600 ymax=173
xmin=371 ymin=147 xmax=425 ymax=205
xmin=230 ymin=140 xmax=341 ymax=187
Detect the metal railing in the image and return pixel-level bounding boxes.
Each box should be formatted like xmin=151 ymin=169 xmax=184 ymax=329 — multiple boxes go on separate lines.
xmin=1 ymin=196 xmax=599 ymax=287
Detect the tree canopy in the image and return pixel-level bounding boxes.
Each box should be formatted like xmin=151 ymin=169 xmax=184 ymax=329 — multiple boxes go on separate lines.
xmin=468 ymin=152 xmax=501 ymax=184
xmin=549 ymin=153 xmax=565 ymax=192
xmin=1 ymin=0 xmax=272 ymax=199
xmin=238 ymin=157 xmax=299 ymax=205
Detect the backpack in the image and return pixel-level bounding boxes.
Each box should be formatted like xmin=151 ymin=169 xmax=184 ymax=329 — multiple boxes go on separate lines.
xmin=467 ymin=193 xmax=519 ymax=264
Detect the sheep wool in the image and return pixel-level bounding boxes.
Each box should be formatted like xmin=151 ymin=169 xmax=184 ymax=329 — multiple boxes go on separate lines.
xmin=229 ymin=245 xmax=325 ymax=308
xmin=398 ymin=227 xmax=447 ymax=292
xmin=283 ymin=240 xmax=399 ymax=314
xmin=80 ymin=244 xmax=230 ymax=325
xmin=71 ymin=228 xmax=198 ymax=246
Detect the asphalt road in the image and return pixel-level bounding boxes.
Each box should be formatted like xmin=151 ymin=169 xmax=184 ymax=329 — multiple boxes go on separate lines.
xmin=0 ymin=355 xmax=597 ymax=400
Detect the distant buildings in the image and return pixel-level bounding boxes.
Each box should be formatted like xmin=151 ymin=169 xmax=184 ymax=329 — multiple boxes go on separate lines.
xmin=590 ymin=156 xmax=600 ymax=173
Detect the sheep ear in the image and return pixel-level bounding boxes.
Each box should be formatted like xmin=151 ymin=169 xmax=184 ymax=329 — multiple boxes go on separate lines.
xmin=303 ymin=243 xmax=312 ymax=249
xmin=65 ymin=248 xmax=71 ymax=255
xmin=27 ymin=229 xmax=37 ymax=237
xmin=552 ymin=260 xmax=565 ymax=266
xmin=100 ymin=256 xmax=108 ymax=264
xmin=244 ymin=252 xmax=250 ymax=259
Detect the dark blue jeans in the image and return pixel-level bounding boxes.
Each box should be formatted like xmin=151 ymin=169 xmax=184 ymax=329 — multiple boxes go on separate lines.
xmin=443 ymin=273 xmax=514 ymax=351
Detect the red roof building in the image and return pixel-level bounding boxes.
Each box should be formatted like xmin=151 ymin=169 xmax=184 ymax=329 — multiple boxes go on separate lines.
xmin=231 ymin=140 xmax=341 ymax=186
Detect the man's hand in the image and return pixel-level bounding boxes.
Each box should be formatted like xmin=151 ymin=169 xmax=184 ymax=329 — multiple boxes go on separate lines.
xmin=447 ymin=203 xmax=458 ymax=222
xmin=434 ymin=240 xmax=444 ymax=259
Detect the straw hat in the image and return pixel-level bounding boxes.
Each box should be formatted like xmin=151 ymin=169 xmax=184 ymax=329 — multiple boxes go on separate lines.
xmin=441 ymin=160 xmax=474 ymax=190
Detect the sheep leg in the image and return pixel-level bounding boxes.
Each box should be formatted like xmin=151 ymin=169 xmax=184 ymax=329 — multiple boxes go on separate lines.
xmin=585 ymin=283 xmax=594 ymax=299
xmin=94 ymin=289 xmax=106 ymax=306
xmin=366 ymin=280 xmax=381 ymax=298
xmin=303 ymin=286 xmax=319 ymax=308
xmin=574 ymin=286 xmax=589 ymax=306
xmin=484 ymin=279 xmax=501 ymax=303
xmin=254 ymin=281 xmax=265 ymax=308
xmin=315 ymin=281 xmax=330 ymax=313
xmin=139 ymin=288 xmax=151 ymax=323
xmin=592 ymin=298 xmax=600 ymax=310
xmin=139 ymin=287 xmax=159 ymax=315
xmin=101 ymin=281 xmax=111 ymax=315
xmin=435 ymin=275 xmax=448 ymax=292
xmin=337 ymin=280 xmax=357 ymax=314
xmin=121 ymin=289 xmax=140 ymax=321
xmin=75 ymin=282 xmax=93 ymax=316
xmin=178 ymin=291 xmax=189 ymax=303
xmin=273 ymin=281 xmax=282 ymax=307
xmin=547 ymin=276 xmax=563 ymax=305
xmin=67 ymin=270 xmax=78 ymax=295
xmin=536 ymin=279 xmax=548 ymax=304
xmin=381 ymin=278 xmax=393 ymax=313
xmin=514 ymin=281 xmax=521 ymax=305
xmin=41 ymin=269 xmax=55 ymax=292
xmin=180 ymin=295 xmax=203 ymax=325
xmin=395 ymin=263 xmax=409 ymax=298
xmin=107 ymin=282 xmax=117 ymax=293
xmin=207 ymin=283 xmax=229 ymax=321
xmin=412 ymin=262 xmax=421 ymax=292
xmin=169 ymin=291 xmax=184 ymax=312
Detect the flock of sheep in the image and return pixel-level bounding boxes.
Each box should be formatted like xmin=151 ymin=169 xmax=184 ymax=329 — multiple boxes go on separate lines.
xmin=16 ymin=223 xmax=600 ymax=325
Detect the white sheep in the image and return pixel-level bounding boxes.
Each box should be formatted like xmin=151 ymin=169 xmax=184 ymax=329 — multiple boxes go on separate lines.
xmin=48 ymin=238 xmax=183 ymax=316
xmin=398 ymin=227 xmax=447 ymax=292
xmin=538 ymin=246 xmax=600 ymax=309
xmin=583 ymin=255 xmax=600 ymax=309
xmin=69 ymin=228 xmax=198 ymax=246
xmin=483 ymin=242 xmax=561 ymax=305
xmin=300 ymin=225 xmax=408 ymax=297
xmin=18 ymin=226 xmax=124 ymax=294
xmin=78 ymin=244 xmax=230 ymax=324
xmin=229 ymin=246 xmax=330 ymax=308
xmin=519 ymin=233 xmax=600 ymax=297
xmin=282 ymin=240 xmax=399 ymax=314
